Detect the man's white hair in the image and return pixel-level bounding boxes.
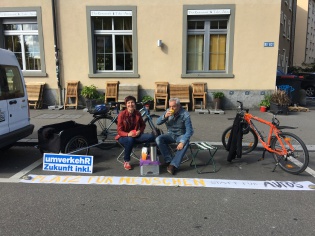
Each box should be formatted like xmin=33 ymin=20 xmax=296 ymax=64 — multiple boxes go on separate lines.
xmin=169 ymin=98 xmax=180 ymax=105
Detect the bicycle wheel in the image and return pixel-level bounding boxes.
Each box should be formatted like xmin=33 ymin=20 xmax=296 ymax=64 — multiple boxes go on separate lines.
xmin=221 ymin=126 xmax=258 ymax=154
xmin=145 ymin=114 xmax=167 ymax=135
xmin=270 ymin=132 xmax=309 ymax=174
xmin=89 ymin=116 xmax=117 ymax=150
xmin=65 ymin=136 xmax=89 ymax=155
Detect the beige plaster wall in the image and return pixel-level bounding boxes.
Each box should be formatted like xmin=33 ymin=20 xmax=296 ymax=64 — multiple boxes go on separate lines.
xmin=1 ymin=0 xmax=281 ymax=93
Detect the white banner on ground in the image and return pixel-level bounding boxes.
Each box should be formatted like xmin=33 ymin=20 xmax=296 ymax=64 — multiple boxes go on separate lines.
xmin=20 ymin=175 xmax=315 ymax=191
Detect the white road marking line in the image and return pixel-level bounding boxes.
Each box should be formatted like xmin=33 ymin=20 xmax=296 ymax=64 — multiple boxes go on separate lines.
xmin=305 ymin=167 xmax=315 ymax=178
xmin=0 ymin=178 xmax=19 ymax=183
xmin=9 ymin=159 xmax=43 ymax=181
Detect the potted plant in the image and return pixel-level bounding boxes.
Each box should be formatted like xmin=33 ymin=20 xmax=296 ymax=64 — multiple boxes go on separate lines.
xmin=259 ymin=94 xmax=271 ymax=112
xmin=141 ymin=95 xmax=154 ymax=109
xmin=212 ymin=91 xmax=224 ymax=110
xmin=270 ymin=90 xmax=291 ymax=115
xmin=80 ymin=84 xmax=103 ymax=110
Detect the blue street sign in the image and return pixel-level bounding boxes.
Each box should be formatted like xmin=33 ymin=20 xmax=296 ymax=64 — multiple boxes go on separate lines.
xmin=264 ymin=42 xmax=274 ymax=47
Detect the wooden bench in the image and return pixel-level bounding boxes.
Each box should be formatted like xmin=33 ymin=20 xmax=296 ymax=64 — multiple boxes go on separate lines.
xmin=118 ymin=83 xmax=139 ymax=109
xmin=169 ymin=84 xmax=190 ymax=110
xmin=26 ymin=82 xmax=45 ymax=109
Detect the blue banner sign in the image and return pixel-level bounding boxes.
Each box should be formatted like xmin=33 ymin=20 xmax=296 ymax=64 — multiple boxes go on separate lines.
xmin=43 ymin=153 xmax=93 ymax=174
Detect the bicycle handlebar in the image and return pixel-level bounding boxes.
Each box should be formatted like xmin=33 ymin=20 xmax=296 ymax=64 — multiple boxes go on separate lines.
xmin=237 ymin=101 xmax=243 ymax=110
xmin=236 ymin=100 xmax=281 ymax=127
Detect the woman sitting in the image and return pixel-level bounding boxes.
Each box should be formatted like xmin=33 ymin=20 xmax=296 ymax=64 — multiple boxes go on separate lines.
xmin=115 ymin=96 xmax=155 ymax=170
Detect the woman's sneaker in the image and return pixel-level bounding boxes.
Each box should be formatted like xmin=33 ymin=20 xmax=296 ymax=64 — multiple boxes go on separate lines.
xmin=124 ymin=161 xmax=132 ymax=170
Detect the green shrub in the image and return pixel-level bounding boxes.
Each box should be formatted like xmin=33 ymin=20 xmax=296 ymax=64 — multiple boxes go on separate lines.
xmin=80 ymin=85 xmax=101 ymax=100
xmin=212 ymin=91 xmax=224 ymax=99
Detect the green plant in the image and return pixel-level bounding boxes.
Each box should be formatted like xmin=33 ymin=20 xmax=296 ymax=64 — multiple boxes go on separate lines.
xmin=141 ymin=95 xmax=154 ymax=103
xmin=259 ymin=93 xmax=271 ymax=107
xmin=259 ymin=100 xmax=269 ymax=107
xmin=80 ymin=84 xmax=101 ymax=100
xmin=212 ymin=91 xmax=224 ymax=99
xmin=270 ymin=90 xmax=291 ymax=105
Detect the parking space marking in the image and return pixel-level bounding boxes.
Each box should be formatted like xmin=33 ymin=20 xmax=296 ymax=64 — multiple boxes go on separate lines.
xmin=9 ymin=159 xmax=43 ymax=181
xmin=0 ymin=178 xmax=19 ymax=183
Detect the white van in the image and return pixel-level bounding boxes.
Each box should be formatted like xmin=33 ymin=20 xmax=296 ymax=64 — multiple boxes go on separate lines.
xmin=0 ymin=48 xmax=34 ymax=150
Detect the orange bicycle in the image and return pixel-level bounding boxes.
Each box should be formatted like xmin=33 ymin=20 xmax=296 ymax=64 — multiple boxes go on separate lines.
xmin=223 ymin=101 xmax=309 ymax=175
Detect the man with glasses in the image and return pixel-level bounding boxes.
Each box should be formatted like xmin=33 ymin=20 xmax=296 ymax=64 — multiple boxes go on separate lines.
xmin=156 ymin=98 xmax=194 ymax=175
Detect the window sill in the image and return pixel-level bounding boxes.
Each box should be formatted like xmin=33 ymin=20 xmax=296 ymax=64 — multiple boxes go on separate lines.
xmin=181 ymin=73 xmax=234 ymax=78
xmin=23 ymin=71 xmax=47 ymax=77
xmin=88 ymin=73 xmax=140 ymax=78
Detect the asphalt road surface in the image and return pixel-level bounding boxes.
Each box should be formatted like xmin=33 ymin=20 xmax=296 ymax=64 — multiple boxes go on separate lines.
xmin=0 ymin=145 xmax=314 ymax=235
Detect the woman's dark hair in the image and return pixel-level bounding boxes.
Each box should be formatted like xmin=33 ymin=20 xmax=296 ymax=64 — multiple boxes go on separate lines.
xmin=124 ymin=95 xmax=136 ymax=104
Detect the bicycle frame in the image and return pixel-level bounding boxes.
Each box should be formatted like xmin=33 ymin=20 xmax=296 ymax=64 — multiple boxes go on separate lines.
xmin=92 ymin=101 xmax=159 ymax=136
xmin=243 ymin=112 xmax=294 ymax=156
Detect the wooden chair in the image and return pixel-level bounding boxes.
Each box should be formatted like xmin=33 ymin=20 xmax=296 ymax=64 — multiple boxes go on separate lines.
xmin=64 ymin=81 xmax=79 ymax=110
xmin=26 ymin=82 xmax=45 ymax=109
xmin=192 ymin=82 xmax=207 ymax=110
xmin=154 ymin=82 xmax=168 ymax=111
xmin=169 ymin=84 xmax=190 ymax=110
xmin=105 ymin=81 xmax=119 ymax=103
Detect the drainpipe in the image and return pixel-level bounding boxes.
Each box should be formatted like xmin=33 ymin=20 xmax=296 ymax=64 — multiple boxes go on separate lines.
xmin=52 ymin=0 xmax=62 ymax=106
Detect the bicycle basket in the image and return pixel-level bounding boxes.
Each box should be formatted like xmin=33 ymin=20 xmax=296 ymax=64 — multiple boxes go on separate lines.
xmin=89 ymin=104 xmax=109 ymax=115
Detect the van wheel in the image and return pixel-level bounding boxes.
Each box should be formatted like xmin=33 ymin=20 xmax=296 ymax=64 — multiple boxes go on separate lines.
xmin=0 ymin=144 xmax=13 ymax=151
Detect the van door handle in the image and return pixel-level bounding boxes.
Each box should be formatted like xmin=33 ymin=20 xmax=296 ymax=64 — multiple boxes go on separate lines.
xmin=9 ymin=100 xmax=17 ymax=105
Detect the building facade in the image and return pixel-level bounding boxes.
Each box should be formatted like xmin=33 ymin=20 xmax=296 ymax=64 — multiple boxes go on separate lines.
xmin=0 ymin=0 xmax=284 ymax=109
xmin=278 ymin=0 xmax=296 ymax=73
xmin=294 ymin=0 xmax=315 ymax=67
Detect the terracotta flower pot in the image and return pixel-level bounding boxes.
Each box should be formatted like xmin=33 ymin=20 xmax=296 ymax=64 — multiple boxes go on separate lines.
xmin=260 ymin=106 xmax=267 ymax=112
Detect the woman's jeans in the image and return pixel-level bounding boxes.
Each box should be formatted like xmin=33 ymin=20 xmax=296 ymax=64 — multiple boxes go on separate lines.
xmin=118 ymin=133 xmax=155 ymax=162
xmin=156 ymin=134 xmax=189 ymax=168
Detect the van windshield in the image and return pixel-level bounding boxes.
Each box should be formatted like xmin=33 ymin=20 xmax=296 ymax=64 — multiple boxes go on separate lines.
xmin=0 ymin=65 xmax=25 ymax=100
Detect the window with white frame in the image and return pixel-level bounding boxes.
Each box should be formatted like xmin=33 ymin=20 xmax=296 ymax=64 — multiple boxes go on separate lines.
xmin=182 ymin=5 xmax=235 ymax=77
xmin=94 ymin=16 xmax=132 ymax=71
xmin=282 ymin=49 xmax=286 ymax=68
xmin=278 ymin=50 xmax=281 ymax=66
xmin=281 ymin=11 xmax=284 ymax=25
xmin=0 ymin=8 xmax=46 ymax=76
xmin=283 ymin=14 xmax=287 ymax=37
xmin=86 ymin=7 xmax=138 ymax=78
xmin=287 ymin=20 xmax=291 ymax=40
xmin=4 ymin=20 xmax=40 ymax=70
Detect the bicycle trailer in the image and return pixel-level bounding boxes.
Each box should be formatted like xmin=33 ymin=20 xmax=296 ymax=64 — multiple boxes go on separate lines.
xmin=38 ymin=121 xmax=98 ymax=154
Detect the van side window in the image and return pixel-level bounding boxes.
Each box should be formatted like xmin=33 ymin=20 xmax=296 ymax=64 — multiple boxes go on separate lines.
xmin=0 ymin=65 xmax=25 ymax=100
